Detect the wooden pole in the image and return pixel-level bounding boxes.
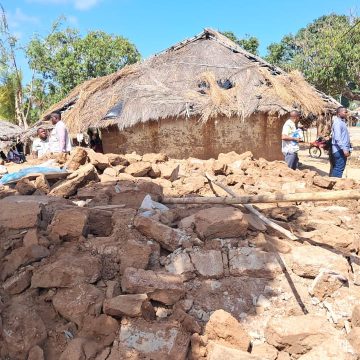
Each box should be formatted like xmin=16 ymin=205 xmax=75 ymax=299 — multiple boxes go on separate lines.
xmin=204 ymin=173 xmax=298 ymax=241
xmin=163 ymin=190 xmax=360 ymax=205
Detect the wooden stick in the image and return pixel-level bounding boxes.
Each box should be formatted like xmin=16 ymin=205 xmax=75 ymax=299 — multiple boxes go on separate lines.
xmin=204 ymin=173 xmax=298 ymax=241
xmin=163 ymin=190 xmax=360 ymax=205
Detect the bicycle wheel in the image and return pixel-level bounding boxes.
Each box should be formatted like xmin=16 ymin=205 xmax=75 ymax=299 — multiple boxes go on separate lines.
xmin=309 ymin=145 xmax=321 ymax=158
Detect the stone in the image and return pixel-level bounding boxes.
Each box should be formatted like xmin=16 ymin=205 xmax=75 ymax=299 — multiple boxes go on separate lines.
xmin=229 ymin=247 xmax=282 ymax=279
xmin=102 ymin=167 xmax=118 ymax=177
xmin=1 ymin=245 xmax=50 ymax=281
xmin=105 ymin=280 xmax=121 ymax=299
xmin=15 ymin=178 xmax=36 ymax=195
xmin=309 ymin=269 xmax=348 ymax=300
xmin=50 ymin=163 xmax=98 ymax=198
xmin=265 ymin=315 xmax=338 ymax=356
xmin=34 ymin=175 xmax=50 ymax=194
xmin=23 ymin=228 xmax=39 ymax=247
xmin=313 ymin=176 xmax=336 ymax=189
xmin=142 ymin=153 xmax=168 ymax=163
xmin=243 ymin=213 xmax=267 ymax=231
xmin=87 ymin=149 xmax=110 ymax=171
xmin=205 ymin=309 xmax=251 ymax=351
xmin=78 ymin=314 xmax=119 ymax=347
xmin=173 ymin=308 xmax=201 ymax=334
xmin=103 ymin=294 xmax=148 ymax=317
xmin=65 ymin=147 xmax=88 ymax=171
xmin=149 ymin=163 xmax=161 ymax=178
xmin=193 ymin=207 xmax=248 ymax=239
xmin=158 ymin=163 xmax=180 ymax=181
xmin=58 ymin=337 xmax=99 ymax=360
xmin=251 ymin=343 xmax=278 ymax=360
xmin=350 ymin=256 xmax=360 ymax=286
xmin=107 ymin=153 xmax=129 ymax=166
xmin=134 ymin=215 xmax=188 ymax=252
xmin=52 ymin=283 xmax=104 ymax=326
xmin=125 ymin=161 xmax=152 ymax=177
xmin=290 ymin=245 xmax=349 ymax=278
xmin=297 ymin=336 xmax=357 ymax=360
xmin=121 ymin=267 xmax=185 ymax=305
xmin=305 ymin=225 xmax=355 ymax=252
xmin=190 ymin=249 xmax=224 ymax=278
xmin=218 ymin=151 xmax=249 ymax=164
xmin=211 ymin=160 xmax=228 ymax=175
xmin=2 ymin=268 xmax=32 ymax=294
xmin=124 ymin=153 xmax=142 ymax=164
xmin=118 ymin=318 xmax=190 ymax=360
xmin=333 ymin=178 xmax=356 ymax=190
xmin=31 ymin=254 xmax=101 ymax=288
xmin=207 ymin=342 xmax=262 ymax=360
xmin=165 ymin=252 xmax=194 ymax=275
xmin=351 ymin=305 xmax=360 ymax=327
xmin=0 ymin=199 xmax=42 ymax=229
xmin=28 ymin=345 xmax=44 ymax=360
xmin=1 ymin=303 xmax=47 ymax=359
xmin=348 ymin=327 xmax=360 ymax=353
xmin=48 ymin=208 xmax=88 ymax=241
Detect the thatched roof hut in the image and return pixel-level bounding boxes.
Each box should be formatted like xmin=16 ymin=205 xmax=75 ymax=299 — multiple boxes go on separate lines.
xmin=0 ymin=120 xmax=22 ymax=152
xmin=31 ymin=29 xmax=340 ymax=160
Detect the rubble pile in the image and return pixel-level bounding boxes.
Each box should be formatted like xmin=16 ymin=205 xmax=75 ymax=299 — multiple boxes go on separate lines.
xmin=1 ymin=149 xmax=360 ymax=359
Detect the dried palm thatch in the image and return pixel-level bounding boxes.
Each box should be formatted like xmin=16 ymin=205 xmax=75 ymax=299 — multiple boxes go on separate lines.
xmin=0 ymin=120 xmax=22 ymax=151
xmin=27 ymin=28 xmax=340 ymax=136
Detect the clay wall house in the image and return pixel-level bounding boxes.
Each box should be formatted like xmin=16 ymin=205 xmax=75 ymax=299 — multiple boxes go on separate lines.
xmin=29 ymin=29 xmax=339 ymax=160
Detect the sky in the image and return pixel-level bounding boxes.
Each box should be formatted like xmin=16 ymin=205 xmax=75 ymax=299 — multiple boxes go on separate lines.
xmin=2 ymin=0 xmax=359 ymax=81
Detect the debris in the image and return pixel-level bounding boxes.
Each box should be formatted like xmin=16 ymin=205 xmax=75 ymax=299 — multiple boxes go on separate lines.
xmin=121 ymin=267 xmax=185 ymax=305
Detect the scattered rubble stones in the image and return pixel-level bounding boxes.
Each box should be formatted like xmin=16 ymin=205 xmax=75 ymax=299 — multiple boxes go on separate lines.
xmin=31 ymin=254 xmax=101 ymax=288
xmin=265 ymin=315 xmax=338 ymax=356
xmin=1 ymin=149 xmax=360 ymax=359
xmin=192 ymin=206 xmax=249 ymax=239
xmin=121 ymin=267 xmax=185 ymax=305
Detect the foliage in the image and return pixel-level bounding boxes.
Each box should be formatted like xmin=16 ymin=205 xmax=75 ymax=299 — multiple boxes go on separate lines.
xmin=265 ymin=14 xmax=360 ymax=100
xmin=0 ymin=4 xmax=30 ymax=127
xmin=0 ymin=73 xmax=16 ymax=120
xmin=27 ymin=20 xmax=141 ymax=104
xmin=221 ymin=31 xmax=260 ymax=55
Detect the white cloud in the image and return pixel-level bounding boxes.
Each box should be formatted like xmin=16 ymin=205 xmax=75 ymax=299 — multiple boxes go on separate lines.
xmin=67 ymin=15 xmax=78 ymax=25
xmin=26 ymin=0 xmax=101 ymax=11
xmin=7 ymin=8 xmax=39 ymax=28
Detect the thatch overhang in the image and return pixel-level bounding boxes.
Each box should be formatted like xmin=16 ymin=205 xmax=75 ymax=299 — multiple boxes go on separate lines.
xmin=28 ymin=28 xmax=340 ymax=136
xmin=0 ymin=120 xmax=22 ymax=152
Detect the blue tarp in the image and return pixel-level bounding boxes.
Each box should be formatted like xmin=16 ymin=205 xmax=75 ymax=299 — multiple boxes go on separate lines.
xmin=0 ymin=166 xmax=66 ymax=185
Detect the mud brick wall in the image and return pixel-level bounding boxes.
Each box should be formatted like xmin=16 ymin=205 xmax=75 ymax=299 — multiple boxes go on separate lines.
xmin=101 ymin=114 xmax=286 ymax=161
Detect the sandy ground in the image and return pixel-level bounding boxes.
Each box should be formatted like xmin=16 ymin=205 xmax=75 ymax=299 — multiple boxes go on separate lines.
xmin=298 ymin=127 xmax=360 ymax=180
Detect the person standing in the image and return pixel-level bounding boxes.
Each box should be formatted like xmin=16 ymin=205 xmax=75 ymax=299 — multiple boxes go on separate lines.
xmin=281 ymin=110 xmax=303 ymax=170
xmin=49 ymin=111 xmax=72 ymax=154
xmin=31 ymin=128 xmax=50 ymax=158
xmin=330 ymin=106 xmax=351 ymax=178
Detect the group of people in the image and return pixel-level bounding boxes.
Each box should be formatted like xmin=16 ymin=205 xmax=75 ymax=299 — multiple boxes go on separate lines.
xmin=32 ymin=111 xmax=72 ymax=158
xmin=281 ymin=106 xmax=351 ymax=178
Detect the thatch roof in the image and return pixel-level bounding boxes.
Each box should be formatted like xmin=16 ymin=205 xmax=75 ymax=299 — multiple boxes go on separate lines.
xmin=35 ymin=28 xmax=340 ymax=135
xmin=0 ymin=120 xmax=22 ymax=151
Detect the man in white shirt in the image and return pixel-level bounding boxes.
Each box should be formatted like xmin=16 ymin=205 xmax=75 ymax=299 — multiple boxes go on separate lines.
xmin=31 ymin=128 xmax=50 ymax=158
xmin=281 ymin=110 xmax=303 ymax=170
xmin=49 ymin=111 xmax=72 ymax=153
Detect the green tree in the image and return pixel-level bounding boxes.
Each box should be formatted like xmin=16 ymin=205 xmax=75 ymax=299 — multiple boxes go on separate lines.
xmin=265 ymin=14 xmax=360 ymax=100
xmin=0 ymin=73 xmax=16 ymax=120
xmin=0 ymin=5 xmax=31 ymax=127
xmin=221 ymin=31 xmax=260 ymax=55
xmin=27 ymin=20 xmax=141 ymax=105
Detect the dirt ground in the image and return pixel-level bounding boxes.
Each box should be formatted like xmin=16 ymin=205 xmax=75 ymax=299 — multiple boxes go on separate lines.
xmin=299 ymin=127 xmax=360 ymax=180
